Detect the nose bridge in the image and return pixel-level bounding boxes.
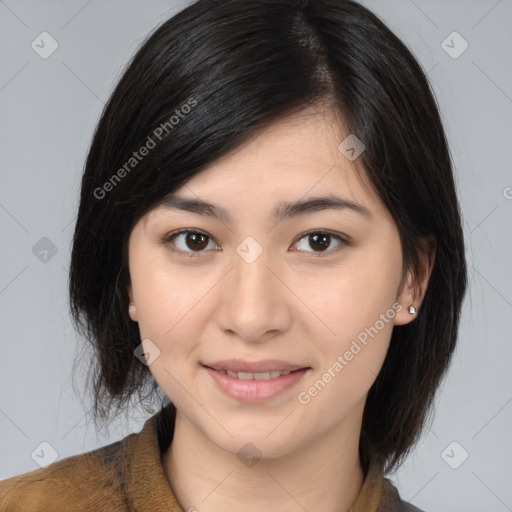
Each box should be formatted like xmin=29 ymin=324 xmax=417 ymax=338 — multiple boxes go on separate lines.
xmin=231 ymin=242 xmax=276 ymax=310
xmin=217 ymin=239 xmax=290 ymax=341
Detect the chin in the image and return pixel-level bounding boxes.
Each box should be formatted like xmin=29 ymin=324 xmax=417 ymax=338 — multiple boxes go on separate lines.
xmin=216 ymin=424 xmax=302 ymax=459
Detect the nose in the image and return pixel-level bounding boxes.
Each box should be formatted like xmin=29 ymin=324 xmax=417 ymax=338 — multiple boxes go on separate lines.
xmin=215 ymin=246 xmax=292 ymax=343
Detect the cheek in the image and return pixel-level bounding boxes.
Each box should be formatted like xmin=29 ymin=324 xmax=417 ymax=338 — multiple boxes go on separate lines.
xmin=129 ymin=258 xmax=221 ymax=382
xmin=294 ymin=252 xmax=402 ymax=343
xmin=292 ymin=242 xmax=401 ymax=400
xmin=131 ymin=257 xmax=202 ymax=334
xmin=293 ymin=306 xmax=395 ymax=441
xmin=130 ymin=265 xmax=210 ymax=400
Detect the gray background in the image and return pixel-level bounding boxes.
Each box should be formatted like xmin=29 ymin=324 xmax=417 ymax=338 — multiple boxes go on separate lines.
xmin=1 ymin=1 xmax=511 ymax=510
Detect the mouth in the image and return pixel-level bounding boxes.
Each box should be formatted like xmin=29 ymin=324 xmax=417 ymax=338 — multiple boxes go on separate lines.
xmin=201 ymin=362 xmax=312 ymax=403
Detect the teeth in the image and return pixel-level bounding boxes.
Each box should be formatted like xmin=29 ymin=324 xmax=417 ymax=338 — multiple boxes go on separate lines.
xmin=222 ymin=369 xmax=292 ymax=380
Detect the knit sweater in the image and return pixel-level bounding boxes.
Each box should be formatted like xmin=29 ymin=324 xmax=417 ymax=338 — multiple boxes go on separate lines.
xmin=0 ymin=405 xmax=424 ymax=511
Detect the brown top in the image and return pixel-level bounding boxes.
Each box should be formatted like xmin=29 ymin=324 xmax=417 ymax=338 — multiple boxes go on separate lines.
xmin=0 ymin=406 xmax=423 ymax=511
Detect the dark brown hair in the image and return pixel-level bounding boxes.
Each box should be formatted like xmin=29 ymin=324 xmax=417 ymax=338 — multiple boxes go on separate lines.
xmin=69 ymin=0 xmax=467 ymax=474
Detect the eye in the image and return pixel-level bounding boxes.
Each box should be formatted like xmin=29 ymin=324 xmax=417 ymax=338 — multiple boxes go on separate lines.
xmin=291 ymin=231 xmax=348 ymax=255
xmin=161 ymin=229 xmax=348 ymax=258
xmin=162 ymin=229 xmax=220 ymax=257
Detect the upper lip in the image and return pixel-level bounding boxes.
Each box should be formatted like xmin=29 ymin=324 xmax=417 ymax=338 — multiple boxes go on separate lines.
xmin=203 ymin=359 xmax=310 ymax=373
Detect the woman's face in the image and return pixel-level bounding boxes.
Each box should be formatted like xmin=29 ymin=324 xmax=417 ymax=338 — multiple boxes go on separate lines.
xmin=127 ymin=106 xmax=417 ymax=460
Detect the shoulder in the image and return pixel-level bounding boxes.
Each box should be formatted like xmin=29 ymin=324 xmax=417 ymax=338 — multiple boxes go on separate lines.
xmin=0 ymin=437 xmax=129 ymax=512
xmin=1 ymin=405 xmax=179 ymax=512
xmin=380 ymin=477 xmax=427 ymax=512
xmin=399 ymin=501 xmax=425 ymax=512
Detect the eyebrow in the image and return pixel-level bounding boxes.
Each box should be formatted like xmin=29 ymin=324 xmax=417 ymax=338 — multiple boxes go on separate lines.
xmin=157 ymin=193 xmax=372 ymax=224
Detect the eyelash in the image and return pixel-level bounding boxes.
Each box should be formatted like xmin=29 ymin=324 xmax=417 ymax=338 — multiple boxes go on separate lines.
xmin=160 ymin=229 xmax=349 ymax=258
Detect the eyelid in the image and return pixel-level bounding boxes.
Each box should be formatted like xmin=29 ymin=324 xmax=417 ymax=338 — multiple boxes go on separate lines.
xmin=160 ymin=228 xmax=220 ymax=257
xmin=160 ymin=228 xmax=350 ymax=256
xmin=290 ymin=230 xmax=349 ymax=255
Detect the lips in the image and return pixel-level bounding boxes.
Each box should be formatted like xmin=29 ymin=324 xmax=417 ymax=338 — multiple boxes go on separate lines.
xmin=203 ymin=365 xmax=311 ymax=403
xmin=201 ymin=359 xmax=312 ymax=402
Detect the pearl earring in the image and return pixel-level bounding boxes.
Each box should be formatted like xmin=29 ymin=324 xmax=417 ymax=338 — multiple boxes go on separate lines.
xmin=408 ymin=305 xmax=417 ymax=314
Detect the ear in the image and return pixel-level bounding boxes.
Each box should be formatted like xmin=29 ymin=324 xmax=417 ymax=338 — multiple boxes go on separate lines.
xmin=394 ymin=236 xmax=436 ymax=326
xmin=127 ymin=285 xmax=138 ymax=322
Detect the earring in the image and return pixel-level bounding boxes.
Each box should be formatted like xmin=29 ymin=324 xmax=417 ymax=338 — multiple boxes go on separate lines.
xmin=408 ymin=305 xmax=417 ymax=314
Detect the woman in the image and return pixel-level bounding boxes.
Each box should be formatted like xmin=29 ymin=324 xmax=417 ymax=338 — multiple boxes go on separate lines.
xmin=0 ymin=0 xmax=467 ymax=510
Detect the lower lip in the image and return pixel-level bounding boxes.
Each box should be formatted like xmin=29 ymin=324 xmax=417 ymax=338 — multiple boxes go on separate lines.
xmin=203 ymin=366 xmax=310 ymax=403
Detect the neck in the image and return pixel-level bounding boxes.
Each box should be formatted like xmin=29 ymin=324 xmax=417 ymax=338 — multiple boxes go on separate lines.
xmin=162 ymin=410 xmax=365 ymax=512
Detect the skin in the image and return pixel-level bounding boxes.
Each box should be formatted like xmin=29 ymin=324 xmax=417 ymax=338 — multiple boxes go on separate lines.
xmin=127 ymin=104 xmax=434 ymax=512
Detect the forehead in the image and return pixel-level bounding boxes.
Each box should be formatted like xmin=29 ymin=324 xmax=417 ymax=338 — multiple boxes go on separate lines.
xmin=202 ymin=105 xmax=355 ymax=179
xmin=148 ymin=106 xmax=389 ymax=224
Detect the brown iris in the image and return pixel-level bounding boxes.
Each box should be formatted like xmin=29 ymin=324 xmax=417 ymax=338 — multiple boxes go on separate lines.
xmin=185 ymin=232 xmax=209 ymax=251
xmin=308 ymin=233 xmax=331 ymax=252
